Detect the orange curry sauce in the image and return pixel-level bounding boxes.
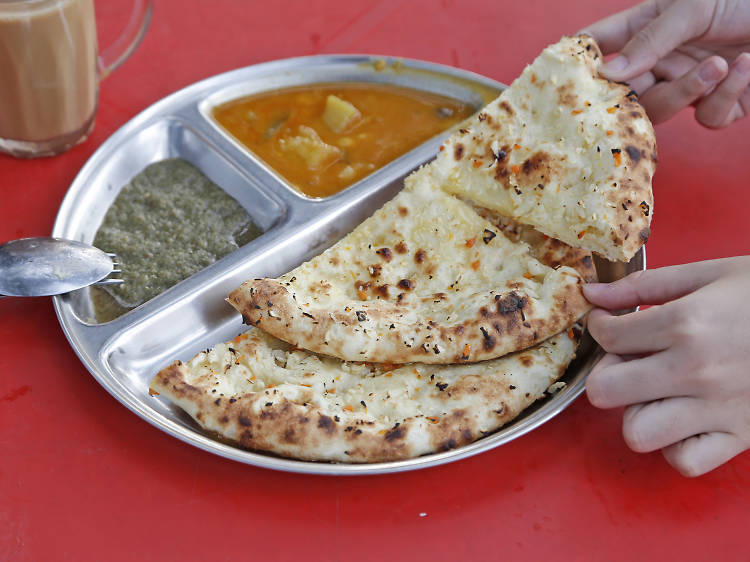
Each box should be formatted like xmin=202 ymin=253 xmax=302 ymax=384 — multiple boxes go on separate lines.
xmin=212 ymin=83 xmax=475 ymax=198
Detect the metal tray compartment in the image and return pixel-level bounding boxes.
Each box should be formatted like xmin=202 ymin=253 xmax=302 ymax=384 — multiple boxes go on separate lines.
xmin=52 ymin=55 xmax=643 ymax=475
xmin=62 ymin=118 xmax=286 ymax=325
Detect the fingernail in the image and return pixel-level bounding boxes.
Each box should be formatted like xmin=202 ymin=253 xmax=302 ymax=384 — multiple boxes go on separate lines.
xmin=602 ymin=55 xmax=628 ymax=75
xmin=699 ymin=61 xmax=725 ymax=83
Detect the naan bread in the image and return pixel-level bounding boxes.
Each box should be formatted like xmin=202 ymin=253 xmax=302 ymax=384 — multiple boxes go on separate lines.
xmin=228 ymin=167 xmax=590 ymax=364
xmin=150 ymin=325 xmax=580 ymax=463
xmin=470 ymin=205 xmax=599 ymax=283
xmin=430 ymin=35 xmax=656 ymax=262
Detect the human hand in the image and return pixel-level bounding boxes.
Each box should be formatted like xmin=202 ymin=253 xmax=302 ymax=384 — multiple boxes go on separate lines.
xmin=581 ymin=0 xmax=750 ymax=128
xmin=583 ymin=256 xmax=750 ymax=476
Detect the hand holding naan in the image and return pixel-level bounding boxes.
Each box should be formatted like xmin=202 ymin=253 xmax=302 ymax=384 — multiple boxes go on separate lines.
xmin=582 ymin=0 xmax=750 ymax=128
xmin=583 ymin=256 xmax=750 ymax=476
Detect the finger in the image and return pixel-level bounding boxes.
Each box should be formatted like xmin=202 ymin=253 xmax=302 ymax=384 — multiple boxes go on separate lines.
xmin=627 ymin=52 xmax=703 ymax=98
xmin=587 ymin=306 xmax=678 ymax=355
xmin=627 ymin=70 xmax=657 ymax=95
xmin=579 ymin=0 xmax=661 ymax=55
xmin=651 ymin=50 xmax=702 ymax=81
xmin=582 ymin=259 xmax=731 ymax=310
xmin=694 ymin=53 xmax=750 ymax=128
xmin=600 ymin=0 xmax=715 ymax=81
xmin=662 ymin=432 xmax=748 ymax=477
xmin=585 ymin=352 xmax=623 ymax=406
xmin=639 ymin=56 xmax=728 ymax=124
xmin=739 ymin=84 xmax=750 ymax=119
xmin=586 ymin=350 xmax=691 ymax=408
xmin=622 ymin=397 xmax=721 ymax=453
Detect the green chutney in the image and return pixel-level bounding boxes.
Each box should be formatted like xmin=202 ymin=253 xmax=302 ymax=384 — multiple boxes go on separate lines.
xmin=92 ymin=158 xmax=260 ymax=322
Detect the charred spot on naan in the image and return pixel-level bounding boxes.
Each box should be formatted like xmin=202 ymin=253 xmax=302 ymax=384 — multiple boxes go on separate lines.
xmin=434 ymin=374 xmax=509 ymax=402
xmin=534 ymin=238 xmax=598 ymax=283
xmin=153 ymin=363 xmax=200 ymax=399
xmin=427 ymin=410 xmax=478 ymax=452
xmin=490 ymin=148 xmax=564 ymax=190
xmin=233 ymin=400 xmax=333 ymax=458
xmin=343 ymin=422 xmax=413 ymax=462
xmin=498 ymin=100 xmax=515 ymax=116
xmin=555 ymin=81 xmax=579 ymax=108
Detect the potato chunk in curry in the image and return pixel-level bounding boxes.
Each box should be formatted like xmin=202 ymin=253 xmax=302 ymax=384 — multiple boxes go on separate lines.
xmin=278 ymin=125 xmax=341 ymax=170
xmin=322 ymin=94 xmax=362 ymax=133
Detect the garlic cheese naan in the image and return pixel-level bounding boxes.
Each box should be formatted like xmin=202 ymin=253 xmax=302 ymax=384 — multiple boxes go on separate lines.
xmin=151 ymin=325 xmax=580 ymax=463
xmin=228 ymin=167 xmax=590 ymax=364
xmin=431 ymin=35 xmax=655 ymax=262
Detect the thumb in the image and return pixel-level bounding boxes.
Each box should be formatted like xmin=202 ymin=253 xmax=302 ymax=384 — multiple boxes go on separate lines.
xmin=583 ymin=260 xmax=725 ymax=310
xmin=600 ymin=0 xmax=714 ymax=81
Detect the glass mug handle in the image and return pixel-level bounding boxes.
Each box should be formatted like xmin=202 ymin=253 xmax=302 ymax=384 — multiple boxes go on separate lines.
xmin=97 ymin=0 xmax=154 ymax=80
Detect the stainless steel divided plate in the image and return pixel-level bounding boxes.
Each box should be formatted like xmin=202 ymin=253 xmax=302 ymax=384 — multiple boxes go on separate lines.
xmin=52 ymin=55 xmax=645 ymax=475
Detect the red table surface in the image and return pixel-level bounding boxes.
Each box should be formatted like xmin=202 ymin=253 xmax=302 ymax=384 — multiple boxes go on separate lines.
xmin=2 ymin=1 xmax=749 ymax=560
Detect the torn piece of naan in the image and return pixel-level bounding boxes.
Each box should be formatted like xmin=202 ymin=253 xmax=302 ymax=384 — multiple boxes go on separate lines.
xmin=150 ymin=325 xmax=580 ymax=463
xmin=430 ymin=35 xmax=656 ymax=262
xmin=470 ymin=205 xmax=598 ymax=283
xmin=228 ymin=167 xmax=590 ymax=364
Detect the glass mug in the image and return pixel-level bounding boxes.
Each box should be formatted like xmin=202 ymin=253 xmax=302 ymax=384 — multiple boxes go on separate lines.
xmin=0 ymin=0 xmax=153 ymax=158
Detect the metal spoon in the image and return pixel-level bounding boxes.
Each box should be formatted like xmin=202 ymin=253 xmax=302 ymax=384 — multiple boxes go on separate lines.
xmin=0 ymin=237 xmax=121 ymax=297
